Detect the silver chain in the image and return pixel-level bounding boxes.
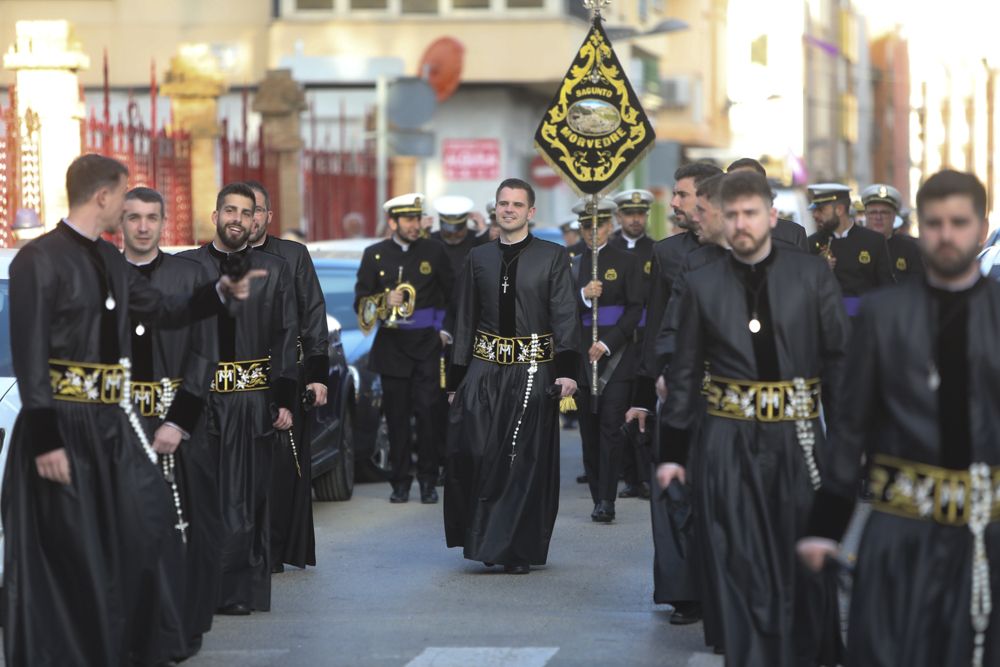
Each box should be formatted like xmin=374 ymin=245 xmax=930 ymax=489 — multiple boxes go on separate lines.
xmin=791 ymin=377 xmax=821 ymax=490
xmin=968 ymin=462 xmax=993 ymax=667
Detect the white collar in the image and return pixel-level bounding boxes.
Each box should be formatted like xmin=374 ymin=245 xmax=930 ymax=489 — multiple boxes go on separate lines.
xmin=212 ymin=239 xmax=247 ymax=254
xmin=63 ymin=217 xmax=99 ymax=241
xmin=622 ymin=232 xmax=645 ymax=249
xmin=393 ymin=236 xmax=411 ymax=252
xmin=833 ymin=223 xmax=854 ymax=239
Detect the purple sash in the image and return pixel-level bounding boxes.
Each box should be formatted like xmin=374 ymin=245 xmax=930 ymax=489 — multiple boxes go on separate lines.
xmin=582 ymin=304 xmax=626 ymax=327
xmin=842 ymin=297 xmax=861 ymax=317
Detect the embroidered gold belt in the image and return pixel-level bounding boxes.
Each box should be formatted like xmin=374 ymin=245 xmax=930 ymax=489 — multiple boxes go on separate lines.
xmin=210 ymin=358 xmax=270 ymax=393
xmin=704 ymin=374 xmax=821 ymax=422
xmin=869 ymin=454 xmax=1000 ymax=526
xmin=50 ymin=359 xmax=126 ymax=405
xmin=131 ymin=379 xmax=182 ymax=417
xmin=472 ymin=331 xmax=554 ymax=365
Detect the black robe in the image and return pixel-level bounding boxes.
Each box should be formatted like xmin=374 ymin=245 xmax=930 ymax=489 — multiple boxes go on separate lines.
xmin=808 ymin=277 xmax=1000 ymax=667
xmin=664 ymin=247 xmax=849 ymax=665
xmin=129 ymin=251 xmax=219 ymax=658
xmin=256 ymin=234 xmax=330 ymax=570
xmin=3 ymin=222 xmax=221 ymax=666
xmin=444 ymin=235 xmax=580 ymax=566
xmin=178 ymin=243 xmax=298 ymax=611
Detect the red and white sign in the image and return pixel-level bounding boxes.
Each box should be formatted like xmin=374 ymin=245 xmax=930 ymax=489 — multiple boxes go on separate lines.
xmin=530 ymin=155 xmax=563 ymax=188
xmin=442 ymin=139 xmax=500 ymax=181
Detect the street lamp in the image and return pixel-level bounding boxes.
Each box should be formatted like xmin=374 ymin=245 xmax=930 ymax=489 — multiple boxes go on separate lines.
xmin=12 ymin=208 xmax=43 ymax=246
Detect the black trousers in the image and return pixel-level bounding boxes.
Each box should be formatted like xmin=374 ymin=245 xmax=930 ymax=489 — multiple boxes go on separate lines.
xmin=382 ymin=353 xmax=440 ymax=486
xmin=578 ymin=380 xmax=630 ymax=504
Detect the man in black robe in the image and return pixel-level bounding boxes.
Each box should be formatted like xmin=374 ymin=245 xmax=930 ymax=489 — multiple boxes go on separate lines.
xmin=444 ymin=178 xmax=580 ymax=574
xmin=806 ymin=183 xmax=894 ymax=316
xmin=860 ymin=183 xmax=924 ymax=282
xmin=354 ymin=193 xmax=454 ymax=504
xmin=3 ymin=154 xmax=262 ymax=666
xmin=800 ymin=170 xmax=1000 ymax=667
xmin=727 ymin=158 xmax=809 ymax=252
xmin=179 ymin=182 xmax=299 ymax=615
xmin=627 ymin=161 xmax=721 ymax=624
xmin=246 ymin=180 xmax=330 ymax=574
xmin=121 ymin=187 xmax=219 ymax=660
xmin=609 ymin=189 xmax=655 ymax=500
xmin=571 ymin=199 xmax=643 ymax=523
xmin=655 ymin=171 xmax=849 ymax=663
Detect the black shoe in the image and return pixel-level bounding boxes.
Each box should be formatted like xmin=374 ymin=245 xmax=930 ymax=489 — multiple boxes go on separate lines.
xmin=390 ymin=482 xmax=410 ymax=503
xmin=669 ymin=601 xmax=702 ymax=625
xmin=638 ymin=482 xmax=652 ymax=499
xmin=483 ymin=562 xmax=495 ymax=568
xmin=271 ymin=562 xmax=285 ymax=574
xmin=503 ymin=563 xmax=530 ymax=574
xmin=592 ymin=500 xmax=615 ymax=523
xmin=420 ymin=481 xmax=439 ymax=504
xmin=216 ymin=603 xmax=251 ymax=616
xmin=576 ymin=474 xmax=588 ymax=484
xmin=618 ymin=484 xmax=641 ymax=498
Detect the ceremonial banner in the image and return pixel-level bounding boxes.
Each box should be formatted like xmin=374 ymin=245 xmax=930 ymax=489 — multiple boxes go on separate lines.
xmin=533 ymin=17 xmax=655 ymax=195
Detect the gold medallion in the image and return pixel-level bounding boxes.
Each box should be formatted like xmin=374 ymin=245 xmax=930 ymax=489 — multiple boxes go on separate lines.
xmin=858 ymin=250 xmax=871 ymax=265
xmin=604 ymin=268 xmax=618 ymax=281
xmin=419 ymin=261 xmax=432 ymax=275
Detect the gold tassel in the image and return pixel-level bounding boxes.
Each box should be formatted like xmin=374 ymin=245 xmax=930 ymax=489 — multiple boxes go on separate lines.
xmin=440 ymin=355 xmax=447 ymax=389
xmin=559 ymin=395 xmax=577 ymax=414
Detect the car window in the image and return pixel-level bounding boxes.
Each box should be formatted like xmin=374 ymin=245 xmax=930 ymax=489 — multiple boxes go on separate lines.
xmin=316 ymin=266 xmax=361 ymax=330
xmin=0 ymin=280 xmax=12 ymax=376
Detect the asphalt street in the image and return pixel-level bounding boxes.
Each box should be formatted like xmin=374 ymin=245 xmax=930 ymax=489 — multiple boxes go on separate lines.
xmin=189 ymin=425 xmax=720 ymax=667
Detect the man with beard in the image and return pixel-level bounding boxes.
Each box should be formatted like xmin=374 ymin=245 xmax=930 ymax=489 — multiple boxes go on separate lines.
xmin=860 ymin=183 xmax=924 ymax=282
xmin=626 ymin=173 xmax=729 ymax=632
xmin=354 ymin=194 xmax=453 ymax=504
xmin=726 ymin=158 xmax=808 ymax=252
xmin=800 ymin=170 xmax=1000 ymax=667
xmin=627 ymin=161 xmax=721 ymax=624
xmin=656 ymin=171 xmax=849 ymax=663
xmin=444 ymin=178 xmax=579 ymax=574
xmin=806 ymin=183 xmax=894 ymax=316
xmin=571 ymin=198 xmax=643 ymax=523
xmin=245 ymin=181 xmax=329 ymax=575
xmin=178 ymin=182 xmax=299 ymax=616
xmin=609 ymin=189 xmax=655 ymax=500
xmin=3 ymin=155 xmax=263 ymax=666
xmin=119 ymin=187 xmax=220 ymax=660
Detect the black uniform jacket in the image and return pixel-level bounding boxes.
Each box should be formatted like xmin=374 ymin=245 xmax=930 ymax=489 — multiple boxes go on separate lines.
xmin=430 ymin=230 xmax=489 ymax=277
xmin=887 ymin=232 xmax=924 ymax=282
xmin=807 ymin=224 xmax=895 ymax=296
xmin=129 ymin=251 xmax=218 ymax=432
xmin=13 ymin=222 xmax=224 ymax=456
xmin=354 ymin=237 xmax=454 ymax=376
xmin=256 ymin=235 xmax=330 ymax=385
xmin=572 ymin=243 xmax=644 ymax=386
xmin=179 ymin=244 xmax=300 ymax=411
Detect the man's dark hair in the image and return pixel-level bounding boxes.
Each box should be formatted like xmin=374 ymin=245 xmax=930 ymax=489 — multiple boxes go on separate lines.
xmin=496 ymin=178 xmax=535 ymax=208
xmin=726 ymin=157 xmax=767 ymax=177
xmin=719 ymin=171 xmax=774 ymax=206
xmin=66 ymin=153 xmax=129 ymax=208
xmin=244 ymin=180 xmax=271 ymax=210
xmin=215 ymin=182 xmax=257 ymax=213
xmin=125 ymin=186 xmax=166 ymax=218
xmin=674 ymin=161 xmax=723 ymax=186
xmin=916 ymin=169 xmax=987 ymax=220
xmin=695 ymin=173 xmax=726 ymax=205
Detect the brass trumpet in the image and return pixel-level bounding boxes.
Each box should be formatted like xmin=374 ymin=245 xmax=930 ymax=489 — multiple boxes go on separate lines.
xmin=383 ymin=267 xmax=416 ymax=328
